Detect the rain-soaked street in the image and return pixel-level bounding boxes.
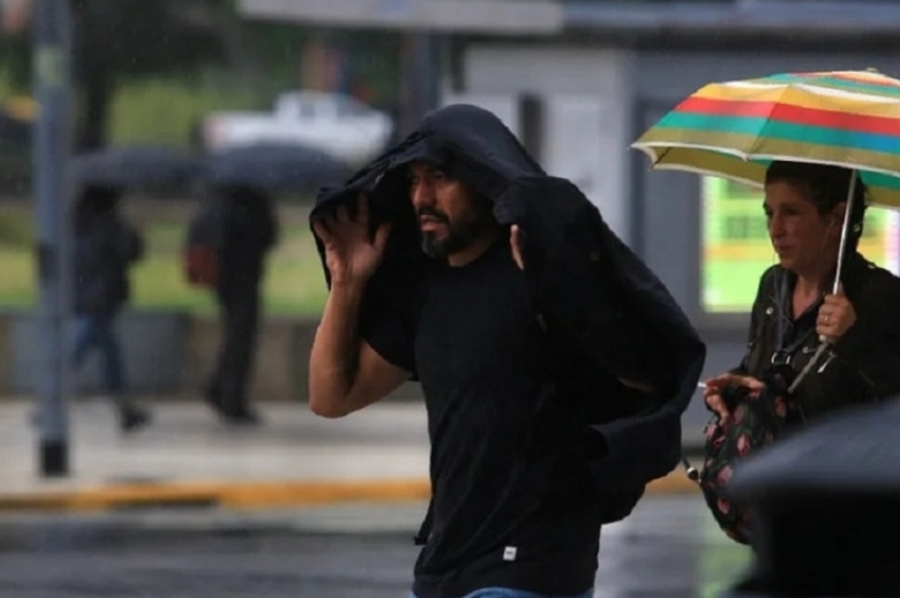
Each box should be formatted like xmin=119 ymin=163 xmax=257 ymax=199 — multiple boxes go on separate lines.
xmin=0 ymin=496 xmax=752 ymax=598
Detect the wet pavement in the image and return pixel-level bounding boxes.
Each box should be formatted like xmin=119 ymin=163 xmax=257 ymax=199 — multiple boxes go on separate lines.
xmin=0 ymin=495 xmax=753 ymax=598
xmin=0 ymin=399 xmax=696 ymax=510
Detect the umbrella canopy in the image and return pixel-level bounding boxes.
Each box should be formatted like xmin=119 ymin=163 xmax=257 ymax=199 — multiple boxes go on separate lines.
xmin=634 ymin=69 xmax=900 ymax=487
xmin=70 ymin=145 xmax=202 ymax=194
xmin=202 ymin=143 xmax=354 ymax=194
xmin=723 ymin=397 xmax=900 ymax=597
xmin=631 ymin=69 xmax=900 ymax=209
xmin=727 ymin=397 xmax=900 ymax=501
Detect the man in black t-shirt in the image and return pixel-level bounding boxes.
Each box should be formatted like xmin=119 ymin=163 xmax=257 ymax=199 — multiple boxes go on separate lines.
xmin=310 ymin=158 xmax=654 ymax=598
xmin=308 ymin=104 xmax=707 ymax=598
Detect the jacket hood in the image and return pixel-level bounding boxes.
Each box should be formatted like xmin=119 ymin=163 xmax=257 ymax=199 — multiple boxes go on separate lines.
xmin=309 ymin=103 xmax=550 ymax=293
xmin=311 ymin=104 xmax=544 ymax=225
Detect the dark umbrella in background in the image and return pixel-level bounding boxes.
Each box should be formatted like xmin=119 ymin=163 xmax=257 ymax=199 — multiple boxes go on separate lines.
xmin=70 ymin=145 xmax=202 ymax=195
xmin=201 ymin=143 xmax=354 ymax=194
xmin=724 ymin=396 xmax=900 ymax=597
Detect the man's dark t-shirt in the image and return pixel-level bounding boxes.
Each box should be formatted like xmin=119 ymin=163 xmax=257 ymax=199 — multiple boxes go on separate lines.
xmin=363 ymin=241 xmax=603 ymax=598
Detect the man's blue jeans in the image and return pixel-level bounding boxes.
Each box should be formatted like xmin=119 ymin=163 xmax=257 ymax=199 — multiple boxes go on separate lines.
xmin=72 ymin=312 xmax=125 ymax=394
xmin=411 ymin=588 xmax=594 ymax=598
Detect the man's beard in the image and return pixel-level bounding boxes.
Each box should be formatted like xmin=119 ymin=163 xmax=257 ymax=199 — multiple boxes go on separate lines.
xmin=419 ymin=218 xmax=486 ymax=260
xmin=417 ymin=197 xmax=494 ymax=260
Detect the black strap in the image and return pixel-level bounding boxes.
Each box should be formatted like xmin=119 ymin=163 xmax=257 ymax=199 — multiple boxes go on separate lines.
xmin=772 ymin=270 xmax=817 ymax=366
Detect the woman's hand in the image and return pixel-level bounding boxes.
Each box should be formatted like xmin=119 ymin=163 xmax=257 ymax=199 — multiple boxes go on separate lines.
xmin=703 ymin=373 xmax=764 ymax=423
xmin=817 ymin=284 xmax=857 ymax=342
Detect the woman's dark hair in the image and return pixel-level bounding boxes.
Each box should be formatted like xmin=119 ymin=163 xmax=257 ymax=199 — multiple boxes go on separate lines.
xmin=764 ymin=160 xmax=868 ymax=251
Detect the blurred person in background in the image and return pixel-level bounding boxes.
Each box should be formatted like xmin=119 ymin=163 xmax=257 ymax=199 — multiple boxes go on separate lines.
xmin=71 ymin=184 xmax=149 ymax=432
xmin=204 ymin=185 xmax=278 ymax=425
xmin=309 ymin=105 xmax=704 ymax=598
xmin=701 ymin=161 xmax=900 ymax=543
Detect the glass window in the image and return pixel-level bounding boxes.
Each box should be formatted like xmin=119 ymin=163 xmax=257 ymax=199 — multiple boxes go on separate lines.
xmin=701 ymin=176 xmax=900 ymax=313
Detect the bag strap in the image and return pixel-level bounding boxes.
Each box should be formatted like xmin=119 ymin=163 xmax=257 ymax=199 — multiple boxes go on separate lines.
xmin=771 ymin=270 xmax=818 ymax=367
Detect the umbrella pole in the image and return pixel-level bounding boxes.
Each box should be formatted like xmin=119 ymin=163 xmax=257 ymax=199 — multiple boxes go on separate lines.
xmin=832 ymin=169 xmax=859 ymax=295
xmin=788 ymin=170 xmax=859 ymax=393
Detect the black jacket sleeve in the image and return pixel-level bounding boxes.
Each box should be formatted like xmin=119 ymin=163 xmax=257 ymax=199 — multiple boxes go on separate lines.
xmin=833 ymin=270 xmax=900 ymax=399
xmin=501 ymin=176 xmax=705 ymax=501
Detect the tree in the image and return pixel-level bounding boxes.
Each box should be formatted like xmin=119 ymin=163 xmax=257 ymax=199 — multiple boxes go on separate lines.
xmin=2 ymin=0 xmax=233 ymax=151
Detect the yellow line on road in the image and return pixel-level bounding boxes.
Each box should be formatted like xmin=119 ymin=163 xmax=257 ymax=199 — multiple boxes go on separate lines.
xmin=646 ymin=470 xmax=701 ymax=494
xmin=0 ymin=469 xmax=697 ymax=513
xmin=0 ymin=479 xmax=431 ymax=512
xmin=218 ymin=479 xmax=432 ymax=508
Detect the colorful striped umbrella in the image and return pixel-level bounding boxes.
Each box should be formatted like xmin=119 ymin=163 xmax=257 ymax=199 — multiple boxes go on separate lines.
xmin=636 ymin=70 xmax=900 ymax=483
xmin=631 ymin=69 xmax=900 ymax=209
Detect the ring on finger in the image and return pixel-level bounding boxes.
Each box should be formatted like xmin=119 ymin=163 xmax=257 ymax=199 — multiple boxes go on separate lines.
xmin=824 ymin=314 xmax=831 ymax=324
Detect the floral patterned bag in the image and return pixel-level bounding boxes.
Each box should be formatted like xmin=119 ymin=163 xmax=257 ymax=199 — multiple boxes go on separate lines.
xmin=698 ymin=365 xmax=805 ymax=544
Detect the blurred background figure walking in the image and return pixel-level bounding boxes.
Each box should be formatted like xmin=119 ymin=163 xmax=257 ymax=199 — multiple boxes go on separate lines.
xmin=203 ymin=185 xmax=278 ymax=425
xmin=71 ymin=184 xmax=150 ymax=432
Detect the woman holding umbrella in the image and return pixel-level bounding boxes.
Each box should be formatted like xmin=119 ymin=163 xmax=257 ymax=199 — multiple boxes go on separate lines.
xmin=701 ymin=160 xmax=900 ymax=543
xmin=704 ymin=161 xmax=900 ymax=423
xmin=631 ymin=68 xmax=900 ymax=543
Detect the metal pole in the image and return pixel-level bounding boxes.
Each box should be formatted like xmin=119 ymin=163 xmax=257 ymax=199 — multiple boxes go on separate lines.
xmin=397 ymin=30 xmax=437 ymax=137
xmin=413 ymin=31 xmax=438 ymax=117
xmin=831 ymin=170 xmax=859 ymax=294
xmin=32 ymin=0 xmax=72 ymax=477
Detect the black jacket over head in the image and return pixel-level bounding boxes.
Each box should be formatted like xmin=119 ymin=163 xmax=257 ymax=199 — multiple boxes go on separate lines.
xmin=310 ymin=104 xmax=706 ymax=523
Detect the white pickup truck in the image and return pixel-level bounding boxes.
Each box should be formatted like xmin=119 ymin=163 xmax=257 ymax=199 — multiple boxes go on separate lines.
xmin=201 ymin=91 xmax=395 ymax=165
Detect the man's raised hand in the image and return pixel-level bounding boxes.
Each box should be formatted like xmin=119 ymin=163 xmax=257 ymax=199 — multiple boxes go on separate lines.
xmin=312 ymin=194 xmax=391 ymax=286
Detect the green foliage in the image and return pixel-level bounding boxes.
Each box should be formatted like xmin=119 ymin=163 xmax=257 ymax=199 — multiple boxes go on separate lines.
xmin=2 ymin=0 xmax=233 ymax=149
xmin=0 ymin=28 xmax=30 ymax=91
xmin=0 ymin=211 xmax=33 ymax=247
xmin=1 ymin=1 xmax=231 ymax=85
xmin=0 ymin=204 xmax=328 ymax=316
xmin=0 ymin=1 xmax=404 ymax=149
xmin=72 ymin=0 xmax=228 ymax=77
xmin=108 ymin=76 xmax=264 ymax=147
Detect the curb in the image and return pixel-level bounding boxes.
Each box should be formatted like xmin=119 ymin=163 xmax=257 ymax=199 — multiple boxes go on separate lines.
xmin=0 ymin=479 xmax=432 ymax=513
xmin=0 ymin=469 xmax=699 ymax=514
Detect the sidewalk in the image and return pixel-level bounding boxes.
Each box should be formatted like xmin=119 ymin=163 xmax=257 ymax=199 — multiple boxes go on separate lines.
xmin=0 ymin=398 xmax=698 ymax=513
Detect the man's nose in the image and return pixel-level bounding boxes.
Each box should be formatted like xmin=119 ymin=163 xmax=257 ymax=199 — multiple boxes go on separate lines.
xmin=411 ymin=181 xmax=434 ymax=208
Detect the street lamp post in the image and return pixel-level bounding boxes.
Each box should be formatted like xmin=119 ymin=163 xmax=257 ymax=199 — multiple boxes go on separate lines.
xmin=31 ymin=0 xmax=72 ymax=477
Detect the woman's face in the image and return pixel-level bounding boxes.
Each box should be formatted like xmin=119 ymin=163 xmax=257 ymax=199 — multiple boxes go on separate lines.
xmin=763 ymin=180 xmax=843 ymax=276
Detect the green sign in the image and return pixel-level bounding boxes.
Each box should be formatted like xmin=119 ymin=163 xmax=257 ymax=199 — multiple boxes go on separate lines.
xmin=701 ymin=176 xmax=900 ymax=313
